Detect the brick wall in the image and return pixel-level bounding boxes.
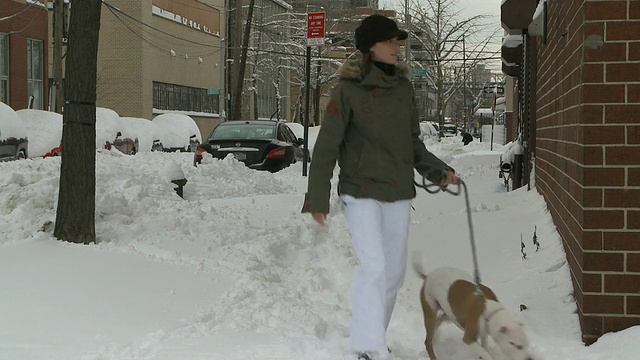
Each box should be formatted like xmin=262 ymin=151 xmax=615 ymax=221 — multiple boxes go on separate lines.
xmin=0 ymin=0 xmax=49 ymax=109
xmin=535 ymin=0 xmax=640 ymax=344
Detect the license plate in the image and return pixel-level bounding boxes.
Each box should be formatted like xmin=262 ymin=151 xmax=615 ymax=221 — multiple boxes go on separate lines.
xmin=233 ymin=152 xmax=246 ymax=160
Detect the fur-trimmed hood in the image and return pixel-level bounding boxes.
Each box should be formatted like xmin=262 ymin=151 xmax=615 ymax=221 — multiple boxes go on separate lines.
xmin=337 ymin=58 xmax=411 ymax=81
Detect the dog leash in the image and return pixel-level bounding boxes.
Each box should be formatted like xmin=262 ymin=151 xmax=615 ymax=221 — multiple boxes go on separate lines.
xmin=415 ymin=178 xmax=482 ymax=286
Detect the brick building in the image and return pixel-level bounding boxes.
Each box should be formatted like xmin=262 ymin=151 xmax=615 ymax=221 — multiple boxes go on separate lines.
xmin=97 ymin=0 xmax=224 ymax=138
xmin=502 ymin=0 xmax=640 ymax=343
xmin=0 ymin=0 xmax=49 ymax=110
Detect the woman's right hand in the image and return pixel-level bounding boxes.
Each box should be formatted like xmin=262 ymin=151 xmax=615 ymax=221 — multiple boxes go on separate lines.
xmin=311 ymin=212 xmax=327 ymax=225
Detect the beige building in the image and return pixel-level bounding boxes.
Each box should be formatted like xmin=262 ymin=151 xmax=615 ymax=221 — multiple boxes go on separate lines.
xmin=97 ymin=0 xmax=224 ymax=138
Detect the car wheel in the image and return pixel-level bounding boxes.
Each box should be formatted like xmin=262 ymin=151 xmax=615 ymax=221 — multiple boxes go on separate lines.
xmin=130 ymin=148 xmax=137 ymax=155
xmin=17 ymin=150 xmax=27 ymax=160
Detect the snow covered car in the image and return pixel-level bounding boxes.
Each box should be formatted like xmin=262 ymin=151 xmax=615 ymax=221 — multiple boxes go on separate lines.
xmin=105 ymin=131 xmax=139 ymax=155
xmin=419 ymin=121 xmax=439 ymax=142
xmin=119 ymin=117 xmax=164 ymax=152
xmin=152 ymin=113 xmax=201 ymax=152
xmin=97 ymin=107 xmax=139 ymax=155
xmin=0 ymin=102 xmax=28 ymax=161
xmin=16 ymin=109 xmax=63 ymax=158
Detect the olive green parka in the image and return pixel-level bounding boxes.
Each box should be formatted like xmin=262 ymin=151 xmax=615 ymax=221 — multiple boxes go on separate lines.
xmin=304 ymin=59 xmax=454 ymax=214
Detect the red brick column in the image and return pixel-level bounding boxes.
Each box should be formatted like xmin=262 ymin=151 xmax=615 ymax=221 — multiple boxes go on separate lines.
xmin=535 ymin=0 xmax=640 ymax=344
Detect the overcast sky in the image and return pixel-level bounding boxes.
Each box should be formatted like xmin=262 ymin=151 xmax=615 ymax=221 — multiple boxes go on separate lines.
xmin=380 ymin=0 xmax=503 ymax=71
xmin=379 ymin=0 xmax=501 ymax=19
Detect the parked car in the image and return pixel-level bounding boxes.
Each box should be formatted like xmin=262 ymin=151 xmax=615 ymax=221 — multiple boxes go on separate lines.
xmin=16 ymin=109 xmax=62 ymax=158
xmin=43 ymin=145 xmax=62 ymax=158
xmin=283 ymin=122 xmax=311 ymax=161
xmin=96 ymin=107 xmax=121 ymax=148
xmin=97 ymin=107 xmax=139 ymax=155
xmin=0 ymin=102 xmax=28 ymax=161
xmin=443 ymin=123 xmax=458 ymax=136
xmin=419 ymin=121 xmax=439 ymax=142
xmin=119 ymin=117 xmax=163 ymax=152
xmin=105 ymin=131 xmax=139 ymax=155
xmin=152 ymin=113 xmax=201 ymax=152
xmin=194 ymin=120 xmax=304 ymax=172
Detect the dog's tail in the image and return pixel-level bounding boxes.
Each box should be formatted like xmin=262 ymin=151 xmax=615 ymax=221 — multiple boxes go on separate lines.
xmin=411 ymin=251 xmax=427 ymax=280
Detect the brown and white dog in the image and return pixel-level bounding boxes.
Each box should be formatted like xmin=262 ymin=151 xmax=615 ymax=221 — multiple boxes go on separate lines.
xmin=412 ymin=260 xmax=535 ymax=360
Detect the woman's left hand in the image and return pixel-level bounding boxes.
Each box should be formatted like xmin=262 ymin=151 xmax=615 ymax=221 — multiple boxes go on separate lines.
xmin=442 ymin=171 xmax=460 ymax=185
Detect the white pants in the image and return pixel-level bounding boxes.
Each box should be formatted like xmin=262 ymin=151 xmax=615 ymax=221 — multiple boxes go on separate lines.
xmin=341 ymin=194 xmax=412 ymax=358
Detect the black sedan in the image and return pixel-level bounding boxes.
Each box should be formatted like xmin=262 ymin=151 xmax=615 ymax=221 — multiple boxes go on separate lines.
xmin=194 ymin=120 xmax=305 ymax=172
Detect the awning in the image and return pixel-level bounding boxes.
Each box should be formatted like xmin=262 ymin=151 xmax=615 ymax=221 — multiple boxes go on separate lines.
xmin=502 ymin=60 xmax=520 ymax=77
xmin=502 ymin=34 xmax=523 ymax=65
xmin=501 ymin=0 xmax=538 ymax=34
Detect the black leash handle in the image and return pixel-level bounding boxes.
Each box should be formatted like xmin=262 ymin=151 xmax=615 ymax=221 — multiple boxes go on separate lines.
xmin=416 ymin=177 xmax=482 ymax=286
xmin=414 ymin=176 xmax=461 ymax=195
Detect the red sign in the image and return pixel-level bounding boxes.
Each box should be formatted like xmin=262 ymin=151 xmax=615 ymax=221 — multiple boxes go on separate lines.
xmin=307 ymin=12 xmax=325 ymax=46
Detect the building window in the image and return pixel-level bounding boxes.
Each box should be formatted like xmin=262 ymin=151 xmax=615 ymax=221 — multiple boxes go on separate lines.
xmin=0 ymin=33 xmax=8 ymax=104
xmin=153 ymin=81 xmax=218 ymax=114
xmin=27 ymin=38 xmax=43 ymax=109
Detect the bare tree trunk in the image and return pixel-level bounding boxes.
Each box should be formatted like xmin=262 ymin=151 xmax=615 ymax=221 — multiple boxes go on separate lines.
xmin=54 ymin=0 xmax=101 ymax=244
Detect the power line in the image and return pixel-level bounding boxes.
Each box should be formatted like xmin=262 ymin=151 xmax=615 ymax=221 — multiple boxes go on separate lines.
xmin=105 ymin=4 xmax=220 ymax=58
xmin=0 ymin=3 xmax=45 ymax=35
xmin=102 ymin=0 xmax=220 ymax=48
xmin=0 ymin=4 xmax=32 ymax=22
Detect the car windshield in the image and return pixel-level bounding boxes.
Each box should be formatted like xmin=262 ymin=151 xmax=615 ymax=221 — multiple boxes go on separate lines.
xmin=210 ymin=124 xmax=275 ymax=140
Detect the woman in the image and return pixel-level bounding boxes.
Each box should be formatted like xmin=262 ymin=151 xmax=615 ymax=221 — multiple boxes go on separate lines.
xmin=303 ymin=14 xmax=459 ymax=360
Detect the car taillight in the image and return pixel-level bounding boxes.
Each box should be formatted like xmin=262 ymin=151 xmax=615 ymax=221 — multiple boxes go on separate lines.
xmin=195 ymin=146 xmax=205 ymax=158
xmin=267 ymin=147 xmax=287 ymax=159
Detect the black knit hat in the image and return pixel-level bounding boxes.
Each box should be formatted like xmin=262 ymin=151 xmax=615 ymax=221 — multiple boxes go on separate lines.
xmin=355 ymin=14 xmax=408 ymax=54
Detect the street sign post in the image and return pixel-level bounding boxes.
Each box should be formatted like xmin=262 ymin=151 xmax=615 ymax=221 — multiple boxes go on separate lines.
xmin=306 ymin=12 xmax=325 ymax=47
xmin=303 ymin=11 xmax=326 ymax=176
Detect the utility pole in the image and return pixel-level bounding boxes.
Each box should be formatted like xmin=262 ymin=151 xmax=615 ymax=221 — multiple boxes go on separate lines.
xmin=52 ymin=0 xmax=64 ymax=113
xmin=228 ymin=0 xmax=242 ymax=120
xmin=462 ymin=34 xmax=466 ymax=131
xmin=219 ymin=0 xmax=230 ymax=122
xmin=231 ymin=0 xmax=256 ymax=121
